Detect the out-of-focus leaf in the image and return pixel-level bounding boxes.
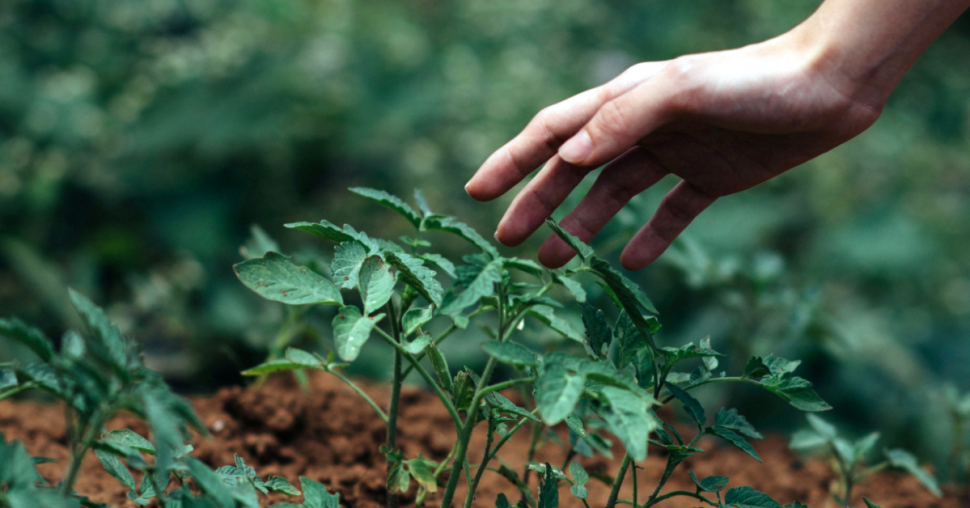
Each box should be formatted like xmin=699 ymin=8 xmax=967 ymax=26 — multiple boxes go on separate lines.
xmin=0 ymin=318 xmax=54 ymax=363
xmin=886 ymin=448 xmax=942 ymax=497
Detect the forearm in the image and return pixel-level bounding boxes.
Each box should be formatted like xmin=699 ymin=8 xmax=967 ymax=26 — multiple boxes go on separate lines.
xmin=795 ymin=0 xmax=970 ymax=108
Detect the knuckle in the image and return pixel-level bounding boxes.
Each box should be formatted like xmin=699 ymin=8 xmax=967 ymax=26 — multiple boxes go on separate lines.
xmin=661 ymin=196 xmax=695 ymax=224
xmin=593 ymin=99 xmax=631 ymax=138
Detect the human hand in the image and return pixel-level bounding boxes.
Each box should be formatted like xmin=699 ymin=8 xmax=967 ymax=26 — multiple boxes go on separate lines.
xmin=465 ymin=28 xmax=885 ymax=270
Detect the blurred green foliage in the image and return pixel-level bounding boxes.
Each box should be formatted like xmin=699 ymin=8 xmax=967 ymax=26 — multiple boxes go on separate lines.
xmin=1 ymin=0 xmax=969 ymax=472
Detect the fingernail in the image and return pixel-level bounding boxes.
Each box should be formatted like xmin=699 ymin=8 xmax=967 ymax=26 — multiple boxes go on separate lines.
xmin=558 ymin=130 xmax=592 ymax=164
xmin=464 ymin=181 xmax=471 ymax=194
xmin=493 ymin=230 xmax=500 ymax=241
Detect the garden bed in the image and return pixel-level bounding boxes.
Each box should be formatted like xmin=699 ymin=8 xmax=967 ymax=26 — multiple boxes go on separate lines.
xmin=0 ymin=372 xmax=959 ymax=508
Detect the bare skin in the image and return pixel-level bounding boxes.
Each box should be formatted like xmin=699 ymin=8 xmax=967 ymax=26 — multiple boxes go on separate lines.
xmin=465 ymin=0 xmax=970 ymax=270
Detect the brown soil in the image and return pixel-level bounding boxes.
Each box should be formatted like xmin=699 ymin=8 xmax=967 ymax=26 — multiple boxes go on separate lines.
xmin=0 ymin=372 xmax=961 ymax=508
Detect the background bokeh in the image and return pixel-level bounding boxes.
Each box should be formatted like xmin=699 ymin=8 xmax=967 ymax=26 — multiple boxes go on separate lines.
xmin=1 ymin=0 xmax=969 ymax=478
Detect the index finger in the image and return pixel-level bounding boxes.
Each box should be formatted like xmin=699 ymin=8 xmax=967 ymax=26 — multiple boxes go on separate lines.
xmin=465 ymin=62 xmax=666 ymax=202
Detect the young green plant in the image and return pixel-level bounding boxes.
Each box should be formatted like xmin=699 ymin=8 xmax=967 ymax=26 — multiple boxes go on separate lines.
xmin=238 ymin=188 xmax=835 ymax=508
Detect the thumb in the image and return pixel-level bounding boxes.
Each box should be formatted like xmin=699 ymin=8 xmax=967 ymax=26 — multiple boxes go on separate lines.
xmin=557 ymin=66 xmax=684 ymax=168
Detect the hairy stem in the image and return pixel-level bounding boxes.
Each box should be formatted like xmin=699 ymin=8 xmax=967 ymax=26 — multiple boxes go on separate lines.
xmin=0 ymin=381 xmax=39 ymax=402
xmin=415 ymin=444 xmax=459 ymax=508
xmin=386 ymin=301 xmax=404 ymax=508
xmin=606 ymin=453 xmax=632 ymax=508
xmin=632 ymin=462 xmax=638 ymax=508
xmin=521 ymin=420 xmax=543 ymax=486
xmin=61 ymin=407 xmax=111 ymax=495
xmin=463 ymin=420 xmax=497 ymax=508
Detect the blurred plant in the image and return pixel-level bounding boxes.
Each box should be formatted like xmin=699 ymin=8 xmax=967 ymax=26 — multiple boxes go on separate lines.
xmin=0 ymin=291 xmax=320 ymax=507
xmin=943 ymin=384 xmax=970 ymax=485
xmin=238 ymin=188 xmax=829 ymax=508
xmin=790 ymin=414 xmax=941 ymax=507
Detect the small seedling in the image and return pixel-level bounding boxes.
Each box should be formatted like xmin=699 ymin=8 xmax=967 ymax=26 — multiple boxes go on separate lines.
xmin=236 ymin=187 xmax=834 ymax=508
xmin=790 ymin=413 xmax=941 ymax=507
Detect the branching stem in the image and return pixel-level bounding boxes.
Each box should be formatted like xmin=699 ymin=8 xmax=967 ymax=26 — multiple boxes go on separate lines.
xmin=605 ymin=453 xmax=632 ymax=508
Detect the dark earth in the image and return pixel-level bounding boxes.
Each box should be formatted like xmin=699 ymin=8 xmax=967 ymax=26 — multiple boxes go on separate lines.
xmin=0 ymin=372 xmax=962 ymax=508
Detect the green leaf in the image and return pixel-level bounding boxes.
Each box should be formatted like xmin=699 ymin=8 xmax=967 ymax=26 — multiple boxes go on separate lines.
xmin=496 ymin=465 xmax=536 ymax=508
xmin=402 ymin=332 xmax=432 ymax=355
xmin=503 ymin=257 xmax=544 ymax=278
xmin=300 ymin=477 xmax=341 ymax=508
xmin=384 ymin=251 xmax=444 ymax=307
xmin=424 ymin=216 xmax=498 ymax=258
xmin=545 ymin=219 xmax=594 ymax=262
xmin=862 ymin=498 xmax=881 ymax=508
xmin=451 ymin=370 xmax=476 ymax=412
xmin=580 ymin=303 xmax=611 ymax=360
xmin=242 ymin=359 xmax=306 ymax=376
xmin=481 ymin=341 xmax=539 ymax=368
xmin=264 ymin=476 xmax=300 ymax=496
xmin=332 ymin=306 xmax=384 ymax=361
xmin=407 ymin=459 xmax=438 ymax=493
xmin=188 ymin=458 xmax=236 ymax=507
xmin=387 ymin=459 xmax=411 ymax=494
xmin=535 ymin=360 xmax=586 ymax=425
xmin=597 ymin=386 xmax=658 ymax=461
xmin=805 ymin=414 xmax=837 ymax=439
xmin=569 ymin=462 xmax=588 ymax=487
xmin=331 ymin=242 xmax=368 ymax=289
xmin=234 ymin=253 xmax=343 ymax=306
xmin=0 ymin=318 xmax=54 ymax=363
xmin=689 ymin=471 xmax=729 ymax=492
xmin=666 ymin=383 xmax=706 ymax=428
xmin=709 ymin=427 xmax=761 ymax=463
xmin=68 ymin=289 xmax=129 ymax=370
xmin=853 ymin=432 xmax=880 ymax=462
xmin=743 ymin=357 xmax=772 ymax=378
xmin=419 ymin=254 xmax=456 ymax=278
xmin=528 ymin=306 xmax=585 ymax=343
xmin=661 ymin=341 xmax=724 ymax=367
xmin=6 ymin=490 xmax=81 ymax=508
xmin=440 ymin=258 xmax=502 ymax=315
xmin=96 ymin=450 xmax=136 ymax=490
xmin=615 ymin=311 xmax=645 ymax=369
xmin=403 ymin=307 xmax=434 ymax=336
xmin=414 ymin=189 xmax=434 ymax=217
xmin=487 ymin=391 xmax=540 ymax=422
xmin=554 ymin=273 xmax=586 ymax=303
xmin=286 ymin=220 xmax=368 ymax=248
xmin=285 ymin=347 xmax=324 ymax=367
xmin=789 ymin=429 xmax=827 ymax=450
xmin=590 ymin=257 xmax=658 ymax=313
xmin=537 ymin=463 xmax=559 ymax=508
xmin=723 ymin=486 xmax=781 ymax=508
xmin=349 ymin=187 xmax=422 ymax=228
xmin=240 ymin=225 xmax=281 ymax=260
xmin=103 ymin=429 xmax=156 ymax=455
xmin=886 ymin=448 xmax=942 ymax=497
xmin=427 ymin=344 xmax=451 ymax=389
xmin=564 ymin=413 xmax=587 ymax=439
xmin=714 ymin=409 xmax=763 ymax=439
xmin=496 ymin=493 xmax=513 ymax=508
xmin=358 ymin=256 xmax=395 ymax=315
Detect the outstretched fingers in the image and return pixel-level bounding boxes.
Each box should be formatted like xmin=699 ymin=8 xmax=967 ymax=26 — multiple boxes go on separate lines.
xmin=537 ymin=147 xmax=668 ymax=268
xmin=465 ymin=62 xmax=668 ymax=202
xmin=494 ymin=155 xmax=591 ymax=246
xmin=620 ymin=181 xmax=716 ymax=270
xmin=558 ymin=64 xmax=684 ymax=169
xmin=464 ymin=87 xmax=607 ymax=202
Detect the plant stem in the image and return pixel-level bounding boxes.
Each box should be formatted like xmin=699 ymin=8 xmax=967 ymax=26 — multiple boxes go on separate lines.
xmin=325 ymin=367 xmax=388 ymax=423
xmin=632 ymin=462 xmax=638 ymax=508
xmin=479 ymin=377 xmax=536 ymax=397
xmin=0 ymin=381 xmax=39 ymax=402
xmin=61 ymin=407 xmax=111 ymax=495
xmin=487 ymin=410 xmax=538 ymax=460
xmin=375 ymin=327 xmax=462 ymax=429
xmin=647 ymin=491 xmax=717 ymax=506
xmin=606 ymin=453 xmax=633 ymax=508
xmin=463 ymin=419 xmax=497 ymax=508
xmin=386 ymin=300 xmax=404 ymax=508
